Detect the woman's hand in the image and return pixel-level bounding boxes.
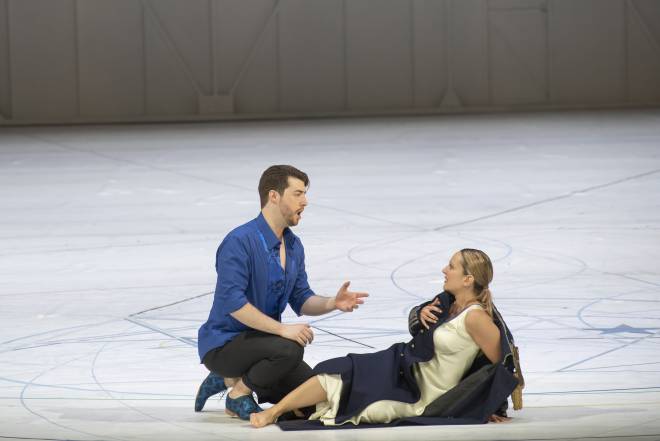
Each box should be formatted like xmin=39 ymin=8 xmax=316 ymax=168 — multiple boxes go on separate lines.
xmin=488 ymin=414 xmax=511 ymax=423
xmin=420 ymin=298 xmax=443 ymax=329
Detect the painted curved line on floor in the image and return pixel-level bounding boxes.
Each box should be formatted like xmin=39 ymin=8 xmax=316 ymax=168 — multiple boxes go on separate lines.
xmin=389 ymin=230 xmax=515 ymax=313
xmin=18 ymin=351 xmax=129 ymax=441
xmin=0 ymin=320 xmax=117 ymax=346
xmin=88 ymin=341 xmax=225 ymax=439
xmin=0 ymin=435 xmax=105 ymax=441
xmin=346 ymin=232 xmax=422 ymax=271
xmin=0 ymin=375 xmax=189 ymax=397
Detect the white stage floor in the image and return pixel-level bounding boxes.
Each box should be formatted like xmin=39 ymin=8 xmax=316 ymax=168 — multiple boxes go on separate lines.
xmin=1 ymin=109 xmax=659 ymax=441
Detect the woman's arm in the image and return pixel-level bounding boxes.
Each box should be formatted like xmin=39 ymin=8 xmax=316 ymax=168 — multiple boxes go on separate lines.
xmin=465 ymin=309 xmax=502 ymax=363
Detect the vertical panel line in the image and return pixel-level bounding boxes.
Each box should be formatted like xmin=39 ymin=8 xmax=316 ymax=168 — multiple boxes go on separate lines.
xmin=276 ymin=6 xmax=281 ymax=112
xmin=343 ymin=0 xmax=348 ymax=110
xmin=5 ymin=0 xmax=12 ymax=118
xmin=141 ymin=0 xmax=204 ymax=96
xmin=545 ymin=0 xmax=552 ymax=103
xmin=228 ymin=0 xmax=281 ymax=94
xmin=486 ymin=0 xmax=493 ymax=105
xmin=142 ymin=0 xmax=148 ymax=115
xmin=441 ymin=0 xmax=449 ymax=107
xmin=209 ymin=0 xmax=215 ymax=96
xmin=73 ymin=0 xmax=80 ymax=117
xmin=629 ymin=0 xmax=660 ymax=58
xmin=624 ymin=0 xmax=629 ymax=102
xmin=542 ymin=0 xmax=548 ymax=102
xmin=410 ymin=0 xmax=415 ymax=108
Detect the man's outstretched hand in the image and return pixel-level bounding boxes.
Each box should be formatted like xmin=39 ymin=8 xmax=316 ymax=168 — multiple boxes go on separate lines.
xmin=334 ymin=281 xmax=369 ymax=312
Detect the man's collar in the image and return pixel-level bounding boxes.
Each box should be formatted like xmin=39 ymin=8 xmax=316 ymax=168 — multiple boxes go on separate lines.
xmin=255 ymin=213 xmax=295 ymax=250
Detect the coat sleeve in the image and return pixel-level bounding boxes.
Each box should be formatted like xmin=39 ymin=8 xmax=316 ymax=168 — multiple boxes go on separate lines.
xmin=409 ymin=291 xmax=455 ymax=336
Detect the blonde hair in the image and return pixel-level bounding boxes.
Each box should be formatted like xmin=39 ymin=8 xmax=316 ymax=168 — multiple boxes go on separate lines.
xmin=459 ymin=248 xmax=494 ymax=317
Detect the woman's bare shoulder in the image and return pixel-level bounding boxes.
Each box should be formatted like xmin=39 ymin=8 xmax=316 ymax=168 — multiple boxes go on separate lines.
xmin=465 ymin=307 xmax=497 ymax=333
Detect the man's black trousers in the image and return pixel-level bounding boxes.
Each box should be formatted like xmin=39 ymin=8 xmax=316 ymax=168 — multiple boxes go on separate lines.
xmin=202 ymin=330 xmax=314 ymax=404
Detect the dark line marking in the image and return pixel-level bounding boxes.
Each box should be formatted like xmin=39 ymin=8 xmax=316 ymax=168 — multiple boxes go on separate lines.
xmin=129 ymin=291 xmax=213 ymax=316
xmin=0 ymin=436 xmax=107 ymax=441
xmin=527 ymin=386 xmax=660 ymax=395
xmin=311 ymin=326 xmax=375 ymax=349
xmin=433 ymin=168 xmax=660 ymax=231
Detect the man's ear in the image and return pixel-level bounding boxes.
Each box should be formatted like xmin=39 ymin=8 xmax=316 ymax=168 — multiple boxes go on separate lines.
xmin=269 ymin=189 xmax=280 ymax=203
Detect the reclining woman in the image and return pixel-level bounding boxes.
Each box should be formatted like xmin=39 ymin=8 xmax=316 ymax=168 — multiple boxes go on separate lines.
xmin=250 ymin=248 xmax=521 ymax=428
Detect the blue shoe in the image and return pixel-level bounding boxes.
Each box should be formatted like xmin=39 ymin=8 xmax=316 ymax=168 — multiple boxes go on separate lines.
xmin=225 ymin=394 xmax=263 ymax=420
xmin=194 ymin=372 xmax=227 ymax=412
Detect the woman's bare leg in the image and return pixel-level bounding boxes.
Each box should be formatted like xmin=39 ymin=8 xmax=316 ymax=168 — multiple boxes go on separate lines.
xmin=250 ymin=376 xmax=326 ymax=428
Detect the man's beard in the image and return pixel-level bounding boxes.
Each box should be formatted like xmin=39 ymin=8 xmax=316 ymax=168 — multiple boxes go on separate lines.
xmin=281 ymin=207 xmax=299 ymax=227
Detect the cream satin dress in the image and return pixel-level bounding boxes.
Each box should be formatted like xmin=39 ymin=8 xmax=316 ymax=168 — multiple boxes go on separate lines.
xmin=309 ymin=304 xmax=484 ymax=426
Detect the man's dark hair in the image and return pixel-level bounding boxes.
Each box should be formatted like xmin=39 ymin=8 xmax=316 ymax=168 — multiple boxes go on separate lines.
xmin=258 ymin=165 xmax=309 ymax=208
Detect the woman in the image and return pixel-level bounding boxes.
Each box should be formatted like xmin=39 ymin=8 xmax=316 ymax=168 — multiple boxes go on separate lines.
xmin=251 ymin=249 xmax=520 ymax=428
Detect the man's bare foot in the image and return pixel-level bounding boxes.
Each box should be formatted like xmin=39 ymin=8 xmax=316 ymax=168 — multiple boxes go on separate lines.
xmin=250 ymin=409 xmax=278 ymax=428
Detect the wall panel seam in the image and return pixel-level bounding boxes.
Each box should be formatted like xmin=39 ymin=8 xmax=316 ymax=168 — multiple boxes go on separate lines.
xmin=73 ymin=0 xmax=80 ymax=117
xmin=342 ymin=0 xmax=348 ymax=110
xmin=410 ymin=0 xmax=415 ymax=108
xmin=490 ymin=11 xmax=547 ymax=99
xmin=5 ymin=0 xmax=12 ymax=118
xmin=440 ymin=0 xmax=451 ymax=107
xmin=487 ymin=0 xmax=493 ymax=105
xmin=624 ymin=0 xmax=629 ymax=102
xmin=629 ymin=0 xmax=660 ymax=60
xmin=229 ymin=0 xmax=282 ymax=95
xmin=141 ymin=0 xmax=204 ymax=96
xmin=142 ymin=1 xmax=147 ymax=115
xmin=544 ymin=0 xmax=549 ymax=102
xmin=209 ymin=0 xmax=216 ymax=96
xmin=546 ymin=0 xmax=552 ymax=103
xmin=276 ymin=7 xmax=281 ymax=112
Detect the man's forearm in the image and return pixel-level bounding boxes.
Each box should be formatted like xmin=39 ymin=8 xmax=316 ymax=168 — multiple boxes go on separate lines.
xmin=300 ymin=295 xmax=336 ymax=316
xmin=230 ymin=303 xmax=283 ymax=335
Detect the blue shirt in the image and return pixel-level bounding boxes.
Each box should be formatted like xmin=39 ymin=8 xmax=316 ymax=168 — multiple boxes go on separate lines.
xmin=197 ymin=213 xmax=315 ymax=361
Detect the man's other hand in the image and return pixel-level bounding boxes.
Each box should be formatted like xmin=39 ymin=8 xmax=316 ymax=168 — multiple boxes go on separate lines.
xmin=279 ymin=323 xmax=314 ymax=346
xmin=335 ymin=281 xmax=369 ymax=312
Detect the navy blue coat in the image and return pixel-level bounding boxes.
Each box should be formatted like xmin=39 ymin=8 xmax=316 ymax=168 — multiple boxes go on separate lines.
xmin=279 ymin=292 xmax=520 ymax=430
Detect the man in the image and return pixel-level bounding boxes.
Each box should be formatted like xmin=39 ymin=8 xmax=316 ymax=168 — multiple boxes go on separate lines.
xmin=195 ymin=165 xmax=368 ymax=419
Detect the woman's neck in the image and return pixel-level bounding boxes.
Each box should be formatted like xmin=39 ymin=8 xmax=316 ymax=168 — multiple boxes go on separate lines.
xmin=452 ymin=290 xmax=478 ymax=309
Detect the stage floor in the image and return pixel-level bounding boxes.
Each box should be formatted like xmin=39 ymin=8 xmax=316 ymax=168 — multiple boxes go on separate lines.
xmin=1 ymin=109 xmax=659 ymax=441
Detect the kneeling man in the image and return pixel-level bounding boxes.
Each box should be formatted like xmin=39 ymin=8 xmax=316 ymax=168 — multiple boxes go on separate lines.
xmin=196 ymin=165 xmax=368 ymax=419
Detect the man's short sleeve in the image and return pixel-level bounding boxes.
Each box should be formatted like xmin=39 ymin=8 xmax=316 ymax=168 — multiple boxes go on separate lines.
xmin=288 ymin=248 xmax=314 ymax=316
xmin=215 ymin=235 xmax=250 ymax=314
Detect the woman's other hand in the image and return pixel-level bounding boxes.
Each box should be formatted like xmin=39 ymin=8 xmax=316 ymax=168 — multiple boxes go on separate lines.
xmin=488 ymin=414 xmax=511 ymax=423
